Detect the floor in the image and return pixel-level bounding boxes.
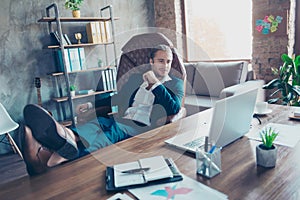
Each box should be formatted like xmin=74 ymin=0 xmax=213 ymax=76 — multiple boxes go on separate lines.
xmin=0 ymin=153 xmax=27 ymax=185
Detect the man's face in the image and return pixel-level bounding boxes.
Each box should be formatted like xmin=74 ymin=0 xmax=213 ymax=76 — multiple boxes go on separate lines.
xmin=150 ymin=50 xmax=173 ymax=79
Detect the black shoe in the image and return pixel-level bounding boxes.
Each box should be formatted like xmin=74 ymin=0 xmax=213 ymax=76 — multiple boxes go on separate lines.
xmin=23 ymin=104 xmax=78 ymax=160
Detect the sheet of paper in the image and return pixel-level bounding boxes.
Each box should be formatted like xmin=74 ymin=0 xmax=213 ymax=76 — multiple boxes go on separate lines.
xmin=139 ymin=156 xmax=173 ymax=182
xmin=107 ymin=192 xmax=134 ymax=200
xmin=129 ymin=174 xmax=228 ymax=200
xmin=247 ymin=123 xmax=300 ymax=148
xmin=114 ymin=161 xmax=145 ymax=187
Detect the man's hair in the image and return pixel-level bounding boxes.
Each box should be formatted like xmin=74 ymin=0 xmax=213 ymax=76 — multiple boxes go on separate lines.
xmin=149 ymin=44 xmax=173 ymax=60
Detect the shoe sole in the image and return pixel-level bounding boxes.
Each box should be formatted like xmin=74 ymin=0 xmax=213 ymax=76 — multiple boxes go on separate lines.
xmin=18 ymin=124 xmax=40 ymax=176
xmin=23 ymin=104 xmax=78 ymax=160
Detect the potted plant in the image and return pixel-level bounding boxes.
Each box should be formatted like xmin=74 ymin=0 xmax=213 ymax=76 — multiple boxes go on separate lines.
xmin=256 ymin=127 xmax=279 ymax=168
xmin=64 ymin=0 xmax=84 ymax=18
xmin=263 ymin=53 xmax=300 ymax=106
xmin=98 ymin=58 xmax=103 ymax=67
xmin=70 ymin=85 xmax=77 ymax=97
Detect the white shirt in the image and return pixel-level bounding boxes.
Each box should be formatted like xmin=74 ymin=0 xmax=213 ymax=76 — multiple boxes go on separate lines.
xmin=123 ymin=75 xmax=172 ymax=126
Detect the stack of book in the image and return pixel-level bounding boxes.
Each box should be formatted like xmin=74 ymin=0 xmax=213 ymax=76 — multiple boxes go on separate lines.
xmin=57 ymin=48 xmax=86 ymax=72
xmin=99 ymin=67 xmax=117 ymax=91
xmin=86 ymin=21 xmax=111 ymax=44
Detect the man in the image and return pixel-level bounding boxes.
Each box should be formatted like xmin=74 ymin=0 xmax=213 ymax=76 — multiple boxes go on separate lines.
xmin=21 ymin=44 xmax=184 ymax=175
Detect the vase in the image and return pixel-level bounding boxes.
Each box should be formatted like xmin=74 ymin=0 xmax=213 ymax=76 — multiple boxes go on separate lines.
xmin=256 ymin=144 xmax=277 ymax=168
xmin=72 ymin=10 xmax=80 ymax=18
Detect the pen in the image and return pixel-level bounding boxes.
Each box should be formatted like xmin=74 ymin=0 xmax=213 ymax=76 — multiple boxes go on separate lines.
xmin=204 ymin=136 xmax=209 ymax=152
xmin=208 ymin=145 xmax=216 ymax=154
xmin=121 ymin=167 xmax=150 ymax=174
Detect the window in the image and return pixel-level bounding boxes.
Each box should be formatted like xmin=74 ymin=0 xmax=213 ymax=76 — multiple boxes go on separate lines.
xmin=184 ymin=0 xmax=252 ymax=61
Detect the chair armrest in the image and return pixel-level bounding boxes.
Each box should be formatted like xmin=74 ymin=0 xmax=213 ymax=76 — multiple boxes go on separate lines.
xmin=169 ymin=107 xmax=187 ymax=123
xmin=219 ymin=80 xmax=265 ymax=100
xmin=156 ymin=107 xmax=187 ymax=126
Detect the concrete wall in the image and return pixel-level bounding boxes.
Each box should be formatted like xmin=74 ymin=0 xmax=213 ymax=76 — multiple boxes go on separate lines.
xmin=0 ymin=0 xmax=155 ymax=154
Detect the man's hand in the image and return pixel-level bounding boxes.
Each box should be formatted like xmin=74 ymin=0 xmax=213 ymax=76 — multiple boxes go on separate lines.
xmin=143 ymin=71 xmax=159 ymax=89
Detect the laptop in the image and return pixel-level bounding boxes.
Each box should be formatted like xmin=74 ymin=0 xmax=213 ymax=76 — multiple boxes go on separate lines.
xmin=165 ymin=88 xmax=258 ymax=153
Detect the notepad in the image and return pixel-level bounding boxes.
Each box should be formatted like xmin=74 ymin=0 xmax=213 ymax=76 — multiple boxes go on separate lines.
xmin=113 ymin=156 xmax=174 ymax=187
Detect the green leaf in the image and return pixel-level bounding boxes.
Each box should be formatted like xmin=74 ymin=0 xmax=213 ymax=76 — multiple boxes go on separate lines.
xmin=263 ymin=79 xmax=280 ymax=89
xmin=295 ymin=55 xmax=300 ymax=68
xmin=267 ymin=98 xmax=280 ymax=104
xmin=259 ymin=127 xmax=279 ymax=149
xmin=282 ymin=54 xmax=293 ymax=64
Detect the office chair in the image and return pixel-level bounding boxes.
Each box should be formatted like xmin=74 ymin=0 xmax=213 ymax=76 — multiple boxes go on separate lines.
xmin=0 ymin=103 xmax=23 ymax=159
xmin=116 ymin=32 xmax=187 ymax=123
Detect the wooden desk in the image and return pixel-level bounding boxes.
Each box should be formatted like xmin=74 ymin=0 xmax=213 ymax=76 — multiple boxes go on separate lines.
xmin=1 ymin=105 xmax=300 ymax=199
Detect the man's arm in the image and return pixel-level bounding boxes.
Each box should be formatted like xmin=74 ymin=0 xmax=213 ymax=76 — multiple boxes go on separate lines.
xmin=152 ymin=77 xmax=184 ymax=116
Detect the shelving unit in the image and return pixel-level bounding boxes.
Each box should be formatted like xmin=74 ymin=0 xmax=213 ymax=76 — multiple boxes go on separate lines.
xmin=38 ymin=3 xmax=118 ymax=126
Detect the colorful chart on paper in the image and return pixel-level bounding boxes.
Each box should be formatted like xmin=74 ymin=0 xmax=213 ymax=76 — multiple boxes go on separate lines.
xmin=129 ymin=174 xmax=228 ymax=200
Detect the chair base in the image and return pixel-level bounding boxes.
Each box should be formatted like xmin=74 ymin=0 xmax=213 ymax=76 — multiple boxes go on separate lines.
xmin=3 ymin=133 xmax=23 ymax=159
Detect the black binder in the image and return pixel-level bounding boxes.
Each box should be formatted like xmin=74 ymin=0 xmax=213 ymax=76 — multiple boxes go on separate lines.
xmin=106 ymin=157 xmax=183 ymax=191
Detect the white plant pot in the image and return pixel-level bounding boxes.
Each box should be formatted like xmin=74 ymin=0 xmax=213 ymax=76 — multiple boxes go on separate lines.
xmin=256 ymin=144 xmax=277 ymax=168
xmin=70 ymin=91 xmax=76 ymax=97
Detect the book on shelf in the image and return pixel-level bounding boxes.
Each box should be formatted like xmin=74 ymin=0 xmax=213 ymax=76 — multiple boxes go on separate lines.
xmin=104 ymin=21 xmax=112 ymax=42
xmin=68 ymin=48 xmax=81 ymax=71
xmin=106 ymin=155 xmax=183 ymax=191
xmin=106 ymin=69 xmax=113 ymax=90
xmin=100 ymin=21 xmax=107 ymax=43
xmin=63 ymin=34 xmax=72 ymax=45
xmin=50 ymin=32 xmax=60 ymax=45
xmin=57 ymin=49 xmax=72 ymax=72
xmin=94 ymin=22 xmax=102 ymax=43
xmin=86 ymin=22 xmax=98 ymax=43
xmin=51 ymin=31 xmax=68 ymax=45
xmin=111 ymin=67 xmax=117 ymax=90
xmin=78 ymin=48 xmax=86 ymax=70
xmin=57 ymin=48 xmax=86 ymax=72
xmin=100 ymin=70 xmax=108 ymax=91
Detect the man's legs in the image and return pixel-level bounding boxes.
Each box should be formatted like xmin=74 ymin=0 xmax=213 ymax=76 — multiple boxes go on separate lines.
xmin=21 ymin=104 xmax=81 ymax=175
xmin=72 ymin=116 xmax=132 ymax=153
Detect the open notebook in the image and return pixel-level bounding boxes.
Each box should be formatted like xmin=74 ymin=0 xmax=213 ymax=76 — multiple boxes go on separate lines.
xmin=106 ymin=156 xmax=183 ymax=191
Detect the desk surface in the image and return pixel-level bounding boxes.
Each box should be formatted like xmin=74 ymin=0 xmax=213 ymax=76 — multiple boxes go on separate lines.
xmin=1 ymin=104 xmax=300 ymax=200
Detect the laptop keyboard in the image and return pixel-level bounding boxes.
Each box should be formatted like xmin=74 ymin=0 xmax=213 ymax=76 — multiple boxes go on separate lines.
xmin=183 ymin=137 xmax=205 ymax=149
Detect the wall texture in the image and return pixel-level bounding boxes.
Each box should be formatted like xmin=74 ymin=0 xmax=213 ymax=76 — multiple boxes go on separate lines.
xmin=252 ymin=0 xmax=290 ymax=82
xmin=0 ymin=0 xmax=155 ymax=154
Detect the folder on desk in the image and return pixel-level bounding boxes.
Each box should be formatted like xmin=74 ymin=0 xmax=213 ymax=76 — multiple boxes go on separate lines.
xmin=106 ymin=156 xmax=183 ymax=191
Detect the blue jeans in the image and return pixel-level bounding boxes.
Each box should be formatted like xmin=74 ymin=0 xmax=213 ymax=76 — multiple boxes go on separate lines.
xmin=71 ymin=116 xmax=141 ymax=155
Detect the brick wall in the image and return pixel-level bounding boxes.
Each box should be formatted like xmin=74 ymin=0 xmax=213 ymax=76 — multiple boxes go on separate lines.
xmin=154 ymin=0 xmax=185 ymax=54
xmin=252 ymin=0 xmax=291 ymax=82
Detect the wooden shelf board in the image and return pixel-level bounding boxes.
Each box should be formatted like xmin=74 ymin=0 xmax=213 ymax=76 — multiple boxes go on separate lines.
xmin=38 ymin=17 xmax=119 ymax=23
xmin=47 ymin=41 xmax=114 ymax=49
xmin=49 ymin=66 xmax=115 ymax=76
xmin=52 ymin=90 xmax=116 ymax=102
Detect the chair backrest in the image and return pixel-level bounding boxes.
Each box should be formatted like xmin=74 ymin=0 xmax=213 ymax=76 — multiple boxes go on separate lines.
xmin=116 ymin=32 xmax=186 ymax=105
xmin=0 ymin=103 xmax=19 ymax=135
